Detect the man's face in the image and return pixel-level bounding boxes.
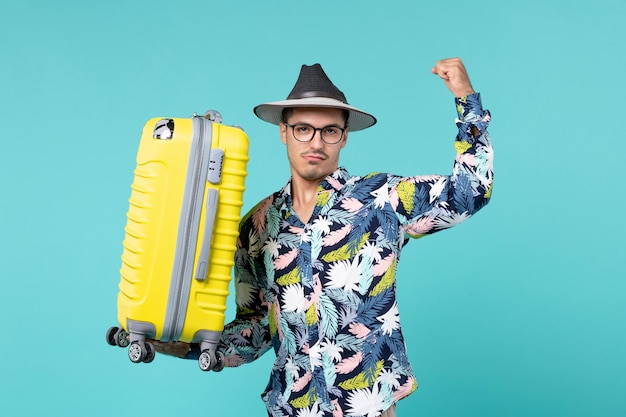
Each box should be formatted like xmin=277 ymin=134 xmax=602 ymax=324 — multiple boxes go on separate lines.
xmin=279 ymin=107 xmax=348 ymax=184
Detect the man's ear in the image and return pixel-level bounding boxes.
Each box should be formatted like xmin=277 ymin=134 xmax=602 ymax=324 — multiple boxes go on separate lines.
xmin=279 ymin=122 xmax=287 ymax=145
xmin=341 ymin=131 xmax=348 ymax=148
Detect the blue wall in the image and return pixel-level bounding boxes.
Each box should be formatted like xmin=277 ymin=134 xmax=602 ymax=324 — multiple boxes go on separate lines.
xmin=1 ymin=1 xmax=624 ymax=416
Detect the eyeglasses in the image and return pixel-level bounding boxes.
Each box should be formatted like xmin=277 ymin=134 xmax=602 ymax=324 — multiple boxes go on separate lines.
xmin=283 ymin=122 xmax=347 ymax=144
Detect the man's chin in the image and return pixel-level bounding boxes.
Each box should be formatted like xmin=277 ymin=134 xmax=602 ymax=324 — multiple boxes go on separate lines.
xmin=299 ymin=168 xmax=333 ymax=182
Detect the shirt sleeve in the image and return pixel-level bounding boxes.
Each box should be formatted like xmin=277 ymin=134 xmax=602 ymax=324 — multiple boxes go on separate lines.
xmin=214 ymin=210 xmax=273 ymax=367
xmin=389 ymin=92 xmax=494 ymax=238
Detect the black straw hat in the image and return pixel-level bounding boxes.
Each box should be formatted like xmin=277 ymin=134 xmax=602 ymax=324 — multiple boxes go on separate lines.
xmin=254 ymin=64 xmax=376 ymax=132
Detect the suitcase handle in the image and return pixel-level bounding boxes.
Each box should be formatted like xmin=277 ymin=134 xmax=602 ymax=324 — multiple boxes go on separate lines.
xmin=194 ymin=188 xmax=219 ymax=281
xmin=193 ymin=110 xmax=223 ymax=124
xmin=195 ymin=148 xmax=224 ymax=281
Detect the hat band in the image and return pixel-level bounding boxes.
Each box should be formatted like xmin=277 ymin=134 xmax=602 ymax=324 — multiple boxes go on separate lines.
xmin=287 ymin=90 xmax=347 ymax=103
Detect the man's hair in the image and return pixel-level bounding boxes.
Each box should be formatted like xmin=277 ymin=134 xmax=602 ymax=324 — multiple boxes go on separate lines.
xmin=281 ymin=108 xmax=350 ymax=127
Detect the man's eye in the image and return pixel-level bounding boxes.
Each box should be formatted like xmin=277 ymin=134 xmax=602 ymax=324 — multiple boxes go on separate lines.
xmin=324 ymin=127 xmax=339 ymax=136
xmin=296 ymin=125 xmax=311 ymax=133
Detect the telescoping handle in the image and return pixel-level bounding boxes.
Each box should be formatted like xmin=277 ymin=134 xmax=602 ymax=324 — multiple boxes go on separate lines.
xmin=194 ymin=148 xmax=225 ymax=281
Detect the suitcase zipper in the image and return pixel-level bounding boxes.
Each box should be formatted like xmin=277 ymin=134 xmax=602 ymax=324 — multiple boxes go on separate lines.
xmin=162 ymin=117 xmax=213 ymax=341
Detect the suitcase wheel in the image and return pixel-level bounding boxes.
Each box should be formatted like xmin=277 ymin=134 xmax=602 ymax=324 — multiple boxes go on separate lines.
xmin=105 ymin=327 xmax=118 ymax=346
xmin=213 ymin=351 xmax=225 ymax=372
xmin=143 ymin=342 xmax=155 ymax=364
xmin=128 ymin=341 xmax=155 ymax=364
xmin=115 ymin=328 xmax=130 ymax=348
xmin=198 ymin=350 xmax=214 ymax=371
xmin=106 ymin=326 xmax=129 ymax=348
xmin=198 ymin=350 xmax=225 ymax=372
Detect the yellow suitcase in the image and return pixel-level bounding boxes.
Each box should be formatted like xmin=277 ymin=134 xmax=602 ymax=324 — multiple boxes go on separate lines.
xmin=106 ymin=111 xmax=249 ymax=371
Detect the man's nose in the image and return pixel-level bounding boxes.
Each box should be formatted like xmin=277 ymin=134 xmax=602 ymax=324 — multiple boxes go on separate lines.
xmin=309 ymin=129 xmax=324 ymax=147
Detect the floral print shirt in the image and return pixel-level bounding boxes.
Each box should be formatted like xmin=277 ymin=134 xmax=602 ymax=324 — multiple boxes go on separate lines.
xmin=217 ymin=93 xmax=493 ymax=417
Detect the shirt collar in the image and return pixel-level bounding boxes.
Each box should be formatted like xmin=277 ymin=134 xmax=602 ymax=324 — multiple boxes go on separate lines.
xmin=275 ymin=167 xmax=351 ymax=210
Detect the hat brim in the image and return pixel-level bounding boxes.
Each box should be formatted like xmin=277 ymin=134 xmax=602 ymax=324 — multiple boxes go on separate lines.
xmin=254 ymin=97 xmax=376 ymax=132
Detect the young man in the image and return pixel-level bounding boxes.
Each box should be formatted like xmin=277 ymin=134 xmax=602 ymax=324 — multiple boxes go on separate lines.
xmin=157 ymin=58 xmax=493 ymax=417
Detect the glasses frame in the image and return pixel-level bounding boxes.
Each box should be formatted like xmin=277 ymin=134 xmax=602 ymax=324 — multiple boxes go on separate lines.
xmin=283 ymin=122 xmax=347 ymax=145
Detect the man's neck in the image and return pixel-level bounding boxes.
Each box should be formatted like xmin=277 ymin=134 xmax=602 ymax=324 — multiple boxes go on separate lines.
xmin=290 ymin=175 xmax=325 ymax=224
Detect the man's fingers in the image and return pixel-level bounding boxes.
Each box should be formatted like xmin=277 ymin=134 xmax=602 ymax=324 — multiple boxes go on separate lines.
xmin=432 ymin=65 xmax=450 ymax=80
xmin=147 ymin=339 xmax=191 ymax=357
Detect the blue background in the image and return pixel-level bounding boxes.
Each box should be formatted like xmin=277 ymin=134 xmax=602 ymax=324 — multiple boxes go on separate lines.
xmin=2 ymin=1 xmax=624 ymax=416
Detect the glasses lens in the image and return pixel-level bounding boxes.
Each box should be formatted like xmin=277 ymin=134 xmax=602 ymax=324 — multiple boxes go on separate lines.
xmin=292 ymin=124 xmax=314 ymax=142
xmin=320 ymin=126 xmax=343 ymax=144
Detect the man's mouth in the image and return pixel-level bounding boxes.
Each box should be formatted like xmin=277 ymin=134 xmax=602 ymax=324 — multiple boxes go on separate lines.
xmin=302 ymin=152 xmax=327 ymax=161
